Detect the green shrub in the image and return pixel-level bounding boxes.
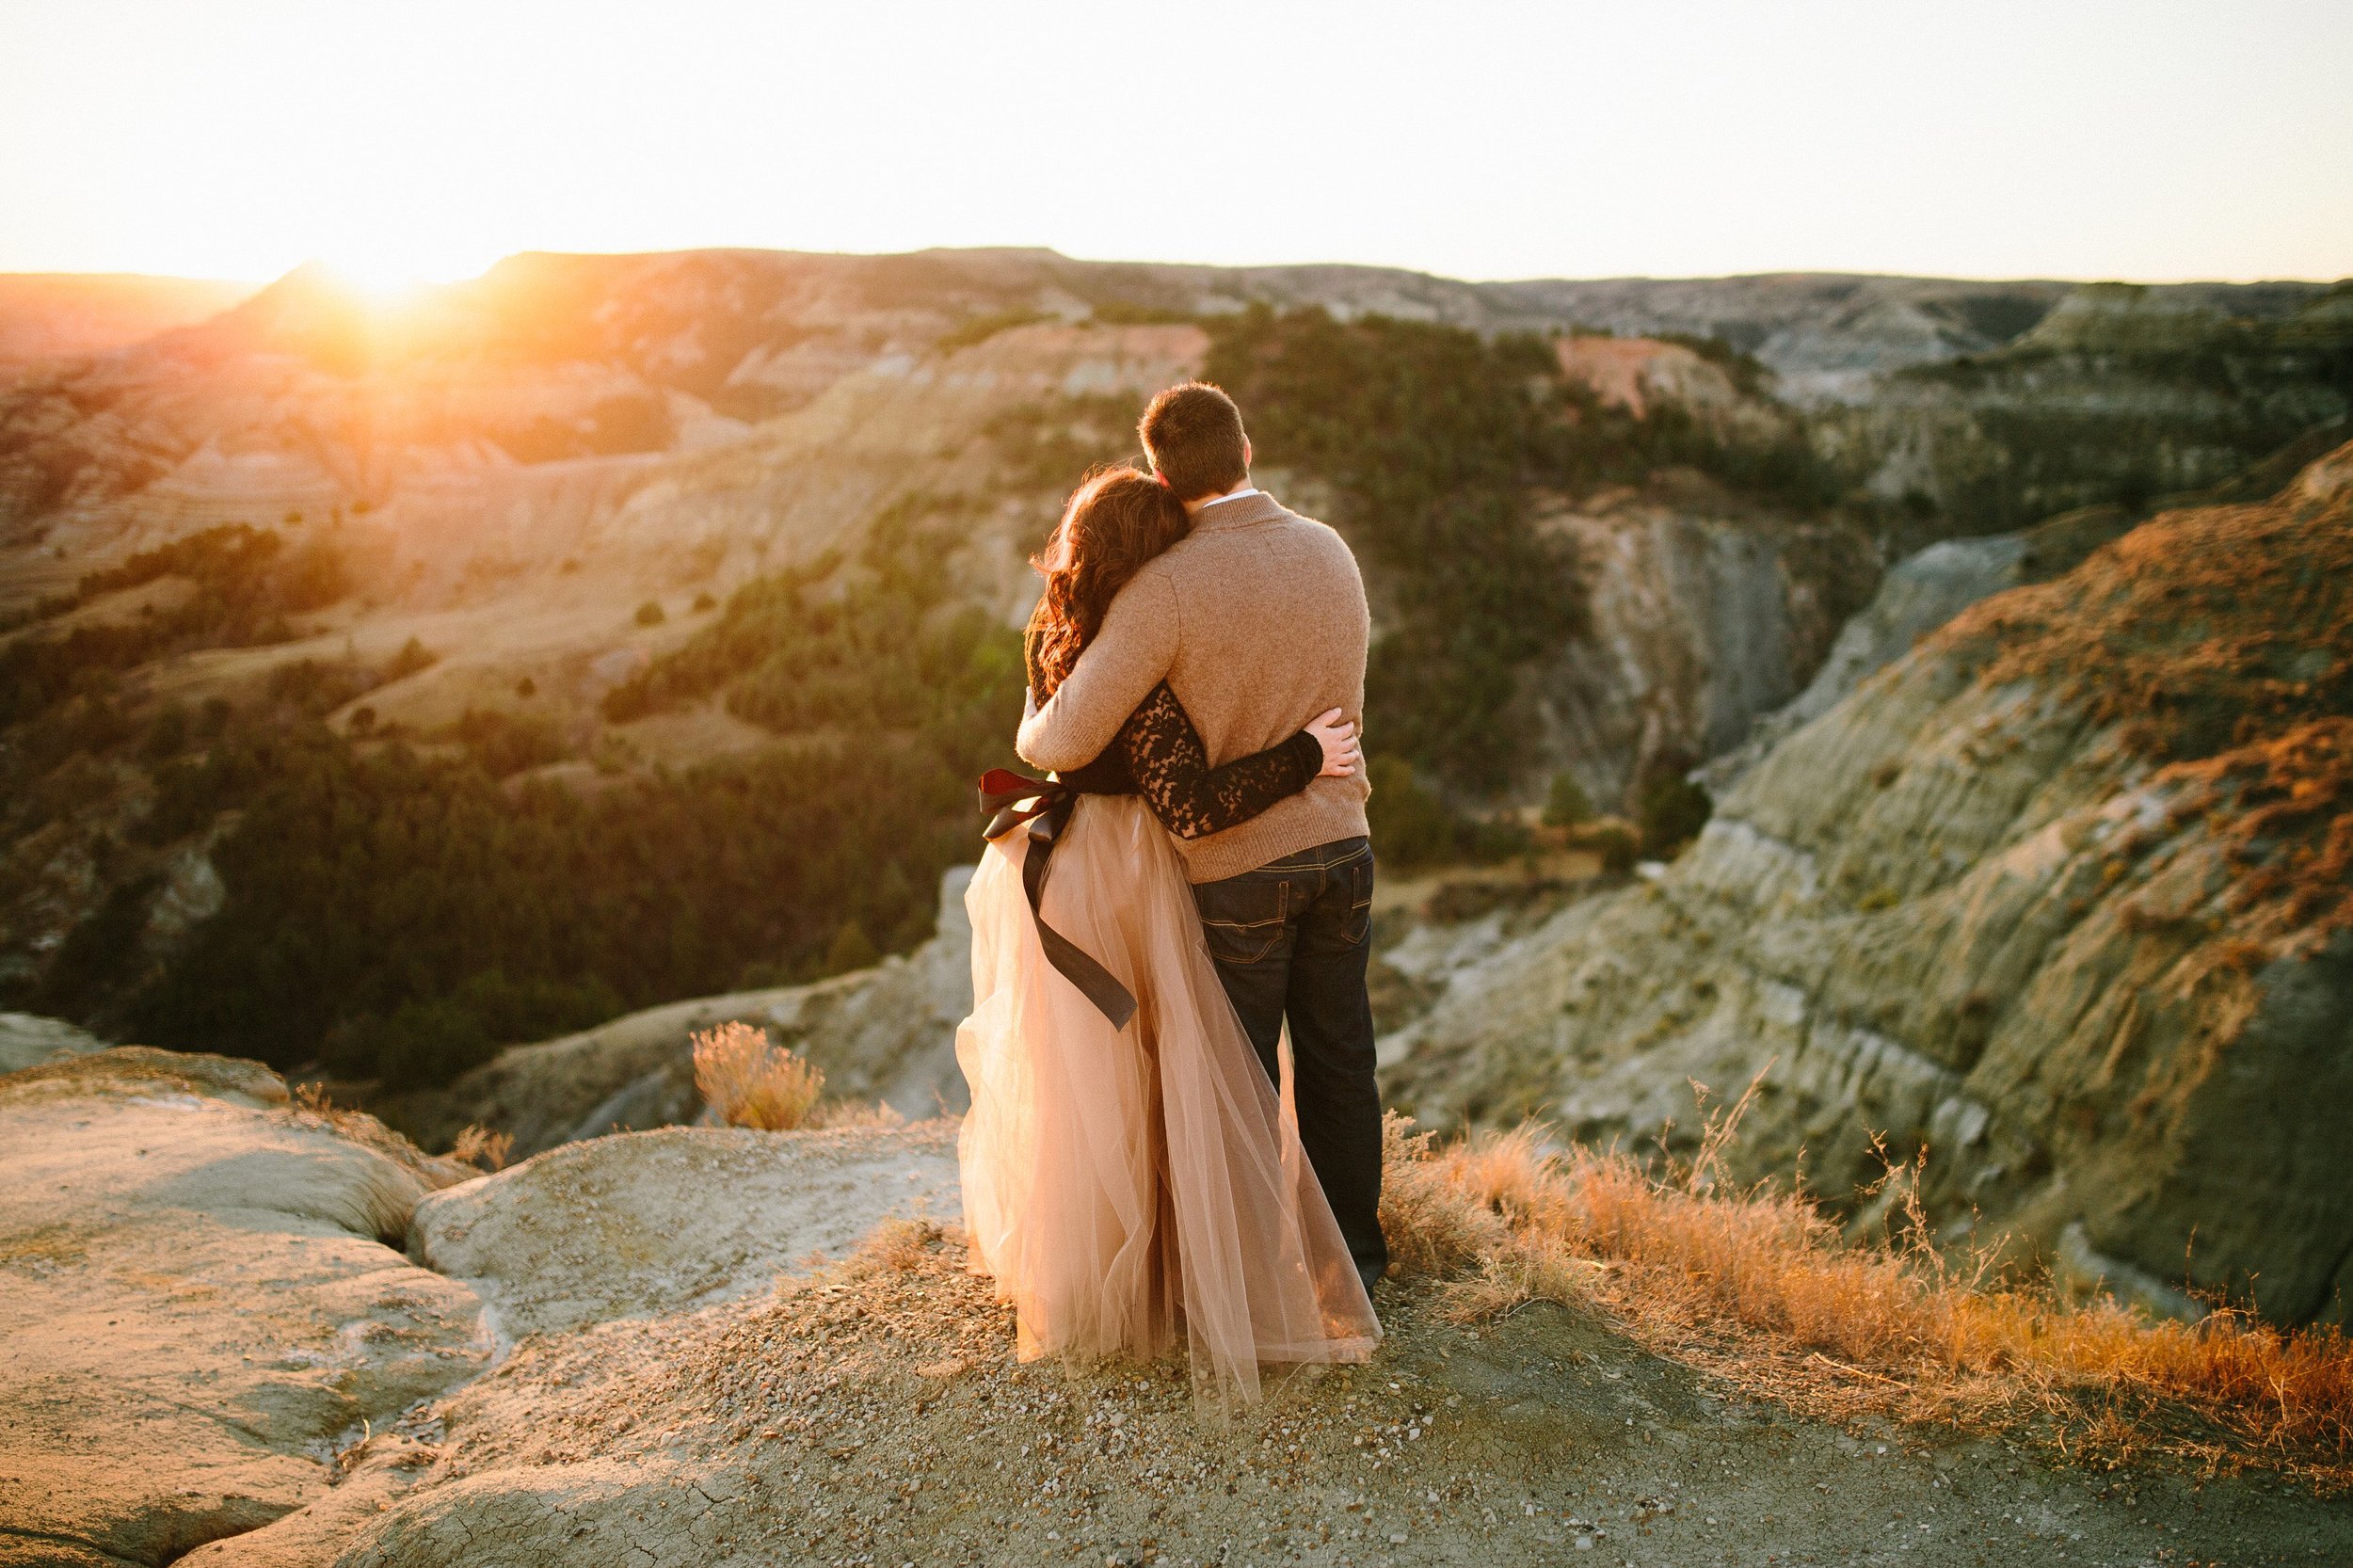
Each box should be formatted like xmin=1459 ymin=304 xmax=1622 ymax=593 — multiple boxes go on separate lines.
xmin=451 ymin=707 xmax=568 ymax=778
xmin=135 ymin=720 xmax=285 ymax=845
xmin=1639 ymin=773 xmax=1713 ymax=856
xmin=77 ymin=523 xmax=276 ymax=600
xmin=130 ymin=732 xmax=974 ymax=1084
xmin=980 ymin=395 xmax=1145 ymax=492
xmin=1542 ymin=771 xmax=1593 ymax=829
xmin=1088 ymin=300 xmax=1198 ymax=327
xmin=824 ymin=920 xmax=881 ymax=976
xmin=1367 ymin=756 xmax=1462 ymax=869
xmin=34 ymin=873 xmax=161 ymax=1016
xmin=936 ymin=308 xmax=1049 ymax=353
xmin=1367 ymin=755 xmax=1529 ymax=870
xmin=1654 ymin=330 xmax=1773 ymax=397
xmin=141 ymin=702 xmax=189 ymax=762
xmin=266 ymin=657 xmax=375 ymax=717
xmin=0 ymin=527 xmax=353 ymax=729
xmin=602 ymin=496 xmax=1024 ymax=769
xmin=1586 ymin=824 xmax=1639 ymax=874
xmin=383 ymin=637 xmax=437 ymax=681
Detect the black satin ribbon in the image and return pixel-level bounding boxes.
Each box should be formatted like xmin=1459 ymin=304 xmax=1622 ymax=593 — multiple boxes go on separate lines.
xmin=977 ymin=768 xmax=1138 ymax=1032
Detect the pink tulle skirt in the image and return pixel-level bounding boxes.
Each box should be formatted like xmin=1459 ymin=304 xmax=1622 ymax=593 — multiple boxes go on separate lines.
xmin=956 ymin=793 xmax=1379 ymax=1405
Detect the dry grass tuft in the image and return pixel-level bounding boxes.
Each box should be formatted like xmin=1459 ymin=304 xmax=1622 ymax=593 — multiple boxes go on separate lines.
xmin=693 ymin=1021 xmax=824 ymax=1131
xmin=451 ymin=1124 xmax=514 ymax=1171
xmin=1380 ymin=1093 xmax=2353 ymax=1484
xmin=1373 ymin=1118 xmax=1508 ymax=1278
xmin=287 ymin=1080 xmax=475 ymax=1191
xmin=807 ymin=1099 xmax=908 ymax=1132
xmin=848 ymin=1215 xmax=952 ymax=1277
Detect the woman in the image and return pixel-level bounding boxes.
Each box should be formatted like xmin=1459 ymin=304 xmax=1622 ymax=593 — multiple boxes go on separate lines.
xmin=957 ymin=467 xmax=1381 ymax=1406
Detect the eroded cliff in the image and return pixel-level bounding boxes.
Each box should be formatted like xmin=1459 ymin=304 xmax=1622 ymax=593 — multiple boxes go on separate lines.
xmin=1383 ymin=442 xmax=2353 ymax=1323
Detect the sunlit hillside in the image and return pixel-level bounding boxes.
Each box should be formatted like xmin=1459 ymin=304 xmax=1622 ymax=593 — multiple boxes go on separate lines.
xmin=2 ymin=249 xmax=2345 ymax=1101
xmin=0 ymin=273 xmax=253 ymax=366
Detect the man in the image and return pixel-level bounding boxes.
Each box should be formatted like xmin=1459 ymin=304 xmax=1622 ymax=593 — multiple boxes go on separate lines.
xmin=1016 ymin=381 xmax=1386 ymax=1294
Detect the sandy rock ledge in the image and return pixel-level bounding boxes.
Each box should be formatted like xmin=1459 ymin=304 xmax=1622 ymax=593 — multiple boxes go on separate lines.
xmin=408 ymin=1121 xmax=962 ymax=1342
xmin=0 ymin=1049 xmax=488 ymax=1567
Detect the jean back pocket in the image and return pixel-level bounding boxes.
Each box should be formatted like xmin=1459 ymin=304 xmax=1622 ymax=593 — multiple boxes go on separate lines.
xmin=1193 ymin=875 xmax=1292 ymax=967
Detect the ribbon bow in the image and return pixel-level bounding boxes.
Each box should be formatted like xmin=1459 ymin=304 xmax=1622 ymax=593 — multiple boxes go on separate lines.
xmin=976 ymin=769 xmax=1138 ymax=1031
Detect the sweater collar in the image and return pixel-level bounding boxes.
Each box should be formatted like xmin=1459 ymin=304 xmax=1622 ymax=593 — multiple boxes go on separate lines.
xmin=1188 ymin=490 xmax=1288 ymax=532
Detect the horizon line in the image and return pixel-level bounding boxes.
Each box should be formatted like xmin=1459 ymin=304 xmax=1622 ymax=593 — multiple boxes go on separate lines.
xmin=6 ymin=245 xmax=2351 ymax=295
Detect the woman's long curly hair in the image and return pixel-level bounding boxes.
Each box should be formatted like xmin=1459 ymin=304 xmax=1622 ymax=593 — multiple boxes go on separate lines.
xmin=1025 ymin=466 xmax=1189 ymax=698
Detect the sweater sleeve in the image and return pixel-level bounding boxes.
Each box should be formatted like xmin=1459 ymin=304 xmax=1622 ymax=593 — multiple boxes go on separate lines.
xmin=1115 ymin=682 xmax=1323 ymax=840
xmin=1016 ymin=570 xmax=1180 ymax=772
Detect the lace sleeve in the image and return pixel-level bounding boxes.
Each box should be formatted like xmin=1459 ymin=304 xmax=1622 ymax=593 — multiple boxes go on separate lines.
xmin=1116 ymin=682 xmax=1323 ymax=840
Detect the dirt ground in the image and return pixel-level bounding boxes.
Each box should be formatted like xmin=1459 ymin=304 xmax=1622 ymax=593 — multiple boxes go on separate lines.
xmin=334 ymin=1224 xmax=2353 ymax=1568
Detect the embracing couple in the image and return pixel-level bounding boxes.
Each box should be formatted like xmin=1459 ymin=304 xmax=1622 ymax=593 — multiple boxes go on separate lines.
xmin=954 ymin=381 xmax=1386 ymax=1404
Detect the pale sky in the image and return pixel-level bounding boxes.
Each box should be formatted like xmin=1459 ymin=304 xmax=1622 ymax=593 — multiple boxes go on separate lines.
xmin=3 ymin=0 xmax=2349 ymax=287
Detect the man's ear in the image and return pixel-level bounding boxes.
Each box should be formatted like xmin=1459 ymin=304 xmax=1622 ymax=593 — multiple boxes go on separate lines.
xmin=1242 ymin=437 xmax=1253 ymax=472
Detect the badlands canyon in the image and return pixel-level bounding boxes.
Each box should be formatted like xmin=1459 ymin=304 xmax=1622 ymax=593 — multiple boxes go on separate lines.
xmin=3 ymin=249 xmax=2350 ymax=1562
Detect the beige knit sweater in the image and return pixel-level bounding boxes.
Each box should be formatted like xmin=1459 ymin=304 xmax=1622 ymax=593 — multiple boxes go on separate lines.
xmin=1016 ymin=490 xmax=1372 ymax=884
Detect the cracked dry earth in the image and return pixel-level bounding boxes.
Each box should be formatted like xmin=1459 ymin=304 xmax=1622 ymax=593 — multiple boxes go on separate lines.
xmin=333 ymin=1226 xmax=2353 ymax=1568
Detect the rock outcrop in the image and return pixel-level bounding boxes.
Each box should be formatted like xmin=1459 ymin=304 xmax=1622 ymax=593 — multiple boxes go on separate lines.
xmin=0 ymin=1048 xmax=487 ymax=1565
xmin=0 ymin=1033 xmax=965 ymax=1565
xmin=1383 ymin=443 xmax=2353 ymax=1324
xmin=410 ymin=1121 xmax=959 ymax=1342
xmin=1529 ymin=476 xmax=1878 ymax=809
xmin=1489 ymin=275 xmax=2339 ymax=407
xmin=1821 ymin=281 xmax=2353 ymax=528
xmin=1700 ymin=501 xmax=2141 ymax=794
xmin=0 ymin=1009 xmax=104 ymax=1074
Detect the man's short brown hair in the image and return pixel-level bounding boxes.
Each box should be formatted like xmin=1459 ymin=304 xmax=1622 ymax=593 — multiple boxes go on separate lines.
xmin=1140 ymin=382 xmax=1249 ymax=503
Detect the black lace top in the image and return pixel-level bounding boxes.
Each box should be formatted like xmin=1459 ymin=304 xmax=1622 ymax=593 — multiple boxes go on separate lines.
xmin=1049 ymin=681 xmax=1324 ymax=840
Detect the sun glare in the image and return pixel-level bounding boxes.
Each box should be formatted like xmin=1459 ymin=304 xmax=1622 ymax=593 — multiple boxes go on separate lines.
xmin=309 ymin=231 xmax=504 ymax=306
xmin=314 ymin=256 xmax=435 ymax=308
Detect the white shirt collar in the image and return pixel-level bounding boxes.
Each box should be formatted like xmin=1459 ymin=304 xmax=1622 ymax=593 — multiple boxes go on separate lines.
xmin=1195 ymin=486 xmax=1260 ymax=510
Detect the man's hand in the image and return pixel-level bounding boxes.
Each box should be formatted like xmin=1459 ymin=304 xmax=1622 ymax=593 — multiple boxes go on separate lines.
xmin=1306 ymin=709 xmax=1361 ymax=779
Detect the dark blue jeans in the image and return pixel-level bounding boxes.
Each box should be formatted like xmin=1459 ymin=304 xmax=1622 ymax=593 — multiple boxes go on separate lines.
xmin=1191 ymin=836 xmax=1386 ymax=1281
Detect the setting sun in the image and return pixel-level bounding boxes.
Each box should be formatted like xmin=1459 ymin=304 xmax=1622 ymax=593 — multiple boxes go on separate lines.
xmin=310 ymin=256 xmax=443 ymax=307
